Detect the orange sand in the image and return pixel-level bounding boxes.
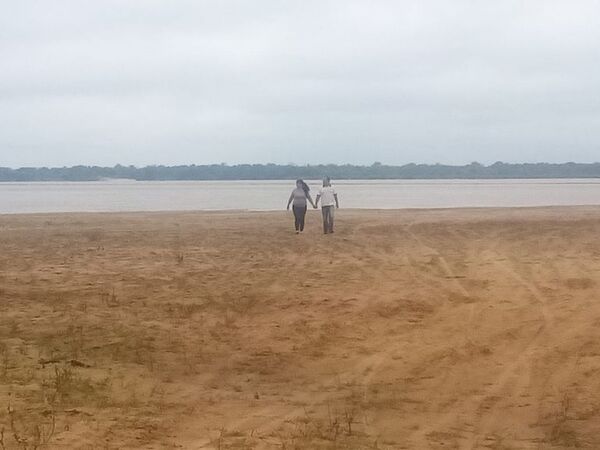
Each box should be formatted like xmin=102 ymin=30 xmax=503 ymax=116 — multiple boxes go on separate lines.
xmin=1 ymin=207 xmax=600 ymax=448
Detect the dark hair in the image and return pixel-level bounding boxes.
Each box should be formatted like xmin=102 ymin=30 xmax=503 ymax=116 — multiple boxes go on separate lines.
xmin=296 ymin=179 xmax=310 ymax=196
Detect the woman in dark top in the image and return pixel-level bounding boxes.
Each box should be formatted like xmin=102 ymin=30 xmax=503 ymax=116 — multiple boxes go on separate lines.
xmin=286 ymin=179 xmax=315 ymax=233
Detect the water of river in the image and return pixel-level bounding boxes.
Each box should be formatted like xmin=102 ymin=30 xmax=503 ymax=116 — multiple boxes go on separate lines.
xmin=0 ymin=179 xmax=599 ymax=214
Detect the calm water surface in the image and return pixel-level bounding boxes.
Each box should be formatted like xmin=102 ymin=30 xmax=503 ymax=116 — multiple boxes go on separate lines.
xmin=1 ymin=179 xmax=599 ymax=214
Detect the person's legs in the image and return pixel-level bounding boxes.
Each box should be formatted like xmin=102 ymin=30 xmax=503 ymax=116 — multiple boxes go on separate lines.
xmin=292 ymin=205 xmax=301 ymax=232
xmin=299 ymin=206 xmax=307 ymax=231
xmin=321 ymin=207 xmax=328 ymax=234
xmin=322 ymin=206 xmax=333 ymax=234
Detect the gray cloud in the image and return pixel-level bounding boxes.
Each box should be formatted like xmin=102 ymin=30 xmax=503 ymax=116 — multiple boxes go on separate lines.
xmin=1 ymin=0 xmax=600 ymax=167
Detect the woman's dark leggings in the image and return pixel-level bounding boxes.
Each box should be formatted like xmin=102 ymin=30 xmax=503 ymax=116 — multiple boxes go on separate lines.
xmin=292 ymin=205 xmax=307 ymax=231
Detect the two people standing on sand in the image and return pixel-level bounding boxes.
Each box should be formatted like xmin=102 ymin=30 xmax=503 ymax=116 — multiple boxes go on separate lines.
xmin=287 ymin=177 xmax=339 ymax=234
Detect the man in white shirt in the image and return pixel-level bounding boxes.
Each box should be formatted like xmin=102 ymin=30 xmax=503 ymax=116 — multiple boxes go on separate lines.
xmin=314 ymin=177 xmax=339 ymax=234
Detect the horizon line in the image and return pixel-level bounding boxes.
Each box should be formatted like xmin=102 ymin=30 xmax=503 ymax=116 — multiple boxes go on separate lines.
xmin=3 ymin=161 xmax=600 ymax=170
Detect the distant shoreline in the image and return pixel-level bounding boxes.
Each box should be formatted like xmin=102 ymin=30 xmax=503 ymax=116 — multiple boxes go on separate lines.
xmin=2 ymin=162 xmax=600 ymax=181
xmin=2 ymin=205 xmax=600 ymax=219
xmin=2 ymin=178 xmax=600 ymax=184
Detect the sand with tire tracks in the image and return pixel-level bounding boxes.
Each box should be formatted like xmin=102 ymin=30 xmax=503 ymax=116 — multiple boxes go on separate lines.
xmin=1 ymin=207 xmax=600 ymax=448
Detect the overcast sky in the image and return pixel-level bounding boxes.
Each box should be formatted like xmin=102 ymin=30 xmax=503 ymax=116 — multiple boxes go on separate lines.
xmin=2 ymin=1 xmax=600 ymax=168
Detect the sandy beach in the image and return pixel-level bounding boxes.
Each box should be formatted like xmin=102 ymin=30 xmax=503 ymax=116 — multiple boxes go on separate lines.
xmin=1 ymin=207 xmax=600 ymax=448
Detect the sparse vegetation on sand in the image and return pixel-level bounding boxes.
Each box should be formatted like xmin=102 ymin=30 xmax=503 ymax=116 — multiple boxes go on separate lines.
xmin=1 ymin=208 xmax=600 ymax=448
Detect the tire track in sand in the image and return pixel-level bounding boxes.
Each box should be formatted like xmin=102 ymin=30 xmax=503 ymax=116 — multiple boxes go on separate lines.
xmin=466 ymin=251 xmax=554 ymax=449
xmin=405 ymin=230 xmax=553 ymax=448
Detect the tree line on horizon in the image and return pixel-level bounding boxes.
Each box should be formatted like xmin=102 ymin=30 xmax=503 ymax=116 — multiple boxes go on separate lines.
xmin=1 ymin=162 xmax=600 ymax=181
